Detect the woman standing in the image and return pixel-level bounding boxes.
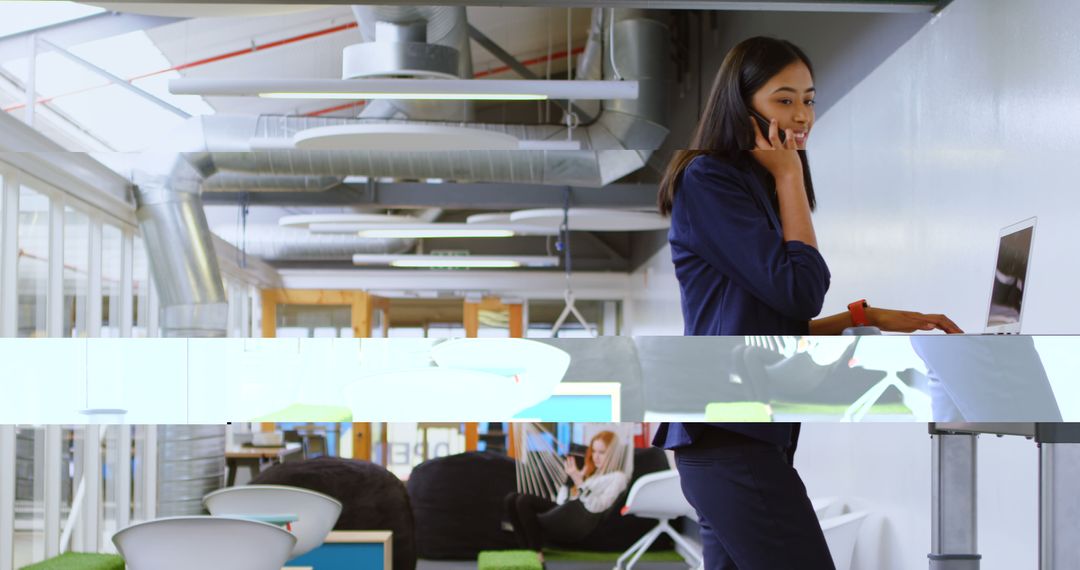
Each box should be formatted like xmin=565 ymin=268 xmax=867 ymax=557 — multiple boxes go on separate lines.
xmin=654 ymin=36 xmax=962 ymax=569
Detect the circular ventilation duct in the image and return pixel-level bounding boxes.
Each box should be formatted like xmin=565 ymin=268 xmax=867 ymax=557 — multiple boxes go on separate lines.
xmin=343 ymin=20 xmax=459 ymax=79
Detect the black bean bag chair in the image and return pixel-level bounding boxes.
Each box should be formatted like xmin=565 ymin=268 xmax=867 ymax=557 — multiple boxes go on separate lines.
xmin=407 ymin=451 xmax=518 ymax=559
xmin=252 ymin=456 xmax=416 ymax=570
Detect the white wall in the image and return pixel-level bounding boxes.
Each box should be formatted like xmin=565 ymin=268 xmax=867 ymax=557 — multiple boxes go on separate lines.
xmin=797 ymin=423 xmax=1039 ymax=570
xmin=810 ymin=0 xmax=1080 ymax=334
xmin=631 ymin=0 xmax=1080 ymax=337
xmin=626 ymin=244 xmax=683 ymax=335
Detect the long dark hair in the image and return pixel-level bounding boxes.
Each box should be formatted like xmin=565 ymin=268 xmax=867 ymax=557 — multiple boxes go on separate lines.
xmin=658 ymin=37 xmax=817 ymax=216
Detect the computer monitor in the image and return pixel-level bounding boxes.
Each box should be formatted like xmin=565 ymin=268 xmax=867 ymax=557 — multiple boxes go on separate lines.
xmin=984 ymin=217 xmax=1036 ymax=334
xmin=514 ymin=382 xmax=622 ymax=421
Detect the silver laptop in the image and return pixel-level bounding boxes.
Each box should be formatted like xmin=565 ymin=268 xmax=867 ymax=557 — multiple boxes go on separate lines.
xmin=984 ymin=217 xmax=1036 ymax=334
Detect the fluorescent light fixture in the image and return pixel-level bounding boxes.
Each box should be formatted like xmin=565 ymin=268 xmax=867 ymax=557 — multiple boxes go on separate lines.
xmin=263 ymin=92 xmax=546 ymax=101
xmin=353 ymin=254 xmax=559 ymax=268
xmin=393 ymin=259 xmax=520 ymax=268
xmin=170 ymin=78 xmax=639 ymax=101
xmin=304 ymin=221 xmax=555 ymax=237
xmin=358 ymin=228 xmax=515 ymax=239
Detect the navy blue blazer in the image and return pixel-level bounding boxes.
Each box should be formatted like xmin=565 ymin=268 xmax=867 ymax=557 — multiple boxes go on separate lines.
xmin=669 ymin=154 xmax=830 ymax=336
xmin=659 ymin=154 xmax=830 ymax=450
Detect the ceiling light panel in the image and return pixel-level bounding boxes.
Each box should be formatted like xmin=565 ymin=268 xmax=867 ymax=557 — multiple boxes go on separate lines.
xmin=353 ymin=254 xmax=559 ymax=269
xmin=170 ymin=78 xmax=639 ymax=101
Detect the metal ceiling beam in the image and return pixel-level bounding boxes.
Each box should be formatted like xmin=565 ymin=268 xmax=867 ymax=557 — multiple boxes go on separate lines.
xmin=88 ymin=1 xmax=941 ymax=13
xmin=0 ymin=12 xmax=183 ymax=63
xmin=200 ymin=181 xmax=660 ymax=210
xmin=36 ymin=38 xmax=191 ymax=119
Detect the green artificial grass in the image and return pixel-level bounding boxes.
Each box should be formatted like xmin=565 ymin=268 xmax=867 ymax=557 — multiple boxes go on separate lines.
xmin=771 ymin=401 xmax=913 ymax=415
xmin=19 ymin=552 xmax=125 ymax=570
xmin=253 ymin=403 xmax=353 ymax=422
xmin=478 ymin=550 xmax=543 ymax=570
xmin=702 ymin=402 xmax=773 ymax=422
xmin=704 ymin=401 xmax=913 ymax=421
xmin=544 ymin=549 xmax=685 ymax=563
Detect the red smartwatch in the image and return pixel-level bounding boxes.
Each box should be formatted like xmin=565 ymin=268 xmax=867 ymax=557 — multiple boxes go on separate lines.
xmin=848 ymin=299 xmax=870 ymax=327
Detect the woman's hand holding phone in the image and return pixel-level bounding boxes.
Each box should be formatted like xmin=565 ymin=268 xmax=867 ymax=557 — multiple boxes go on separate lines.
xmin=750 ymin=116 xmax=802 ymax=183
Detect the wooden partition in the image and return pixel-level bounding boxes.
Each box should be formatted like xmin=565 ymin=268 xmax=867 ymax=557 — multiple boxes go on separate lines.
xmin=260 ymin=289 xmax=388 ymax=338
xmin=463 ymin=296 xmax=523 ymax=338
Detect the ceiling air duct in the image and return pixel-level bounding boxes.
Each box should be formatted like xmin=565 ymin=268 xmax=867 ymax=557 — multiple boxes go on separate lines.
xmin=133 ymin=8 xmax=670 ymax=336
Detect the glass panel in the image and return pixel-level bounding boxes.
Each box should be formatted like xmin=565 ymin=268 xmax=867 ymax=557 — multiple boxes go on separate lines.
xmin=12 ymin=426 xmax=45 ymax=567
xmin=275 ymin=305 xmax=351 ymax=338
xmin=63 ymin=207 xmax=90 ymax=337
xmin=132 ymin=236 xmax=149 ymax=338
xmin=101 ymin=425 xmax=128 ymax=552
xmin=227 ymin=280 xmax=246 ymax=338
xmin=17 ymin=186 xmax=48 ymax=338
xmin=59 ymin=427 xmax=75 ymax=552
xmin=370 ymin=308 xmax=386 ymax=338
xmin=100 ymin=224 xmax=122 ymax=337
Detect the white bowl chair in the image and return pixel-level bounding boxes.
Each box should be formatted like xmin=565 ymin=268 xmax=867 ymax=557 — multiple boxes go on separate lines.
xmin=820 ymin=511 xmax=869 ymax=570
xmin=615 ymin=470 xmax=703 ymax=570
xmin=203 ymin=484 xmax=343 ymax=558
xmin=112 ymin=516 xmax=296 ymax=570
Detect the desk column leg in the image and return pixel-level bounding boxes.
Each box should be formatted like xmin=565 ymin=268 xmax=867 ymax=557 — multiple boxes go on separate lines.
xmin=930 ymin=433 xmax=980 ymax=570
xmin=1039 ymin=443 xmax=1080 ymax=570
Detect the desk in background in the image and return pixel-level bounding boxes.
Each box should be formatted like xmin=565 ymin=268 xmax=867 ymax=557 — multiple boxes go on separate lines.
xmin=225 ymin=442 xmax=304 ymax=486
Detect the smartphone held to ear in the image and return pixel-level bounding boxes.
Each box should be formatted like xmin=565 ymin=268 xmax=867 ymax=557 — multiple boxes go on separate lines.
xmin=751 ymin=110 xmax=786 ymax=144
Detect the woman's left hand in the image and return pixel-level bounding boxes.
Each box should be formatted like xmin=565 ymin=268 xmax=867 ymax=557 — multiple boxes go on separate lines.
xmin=867 ymin=308 xmax=964 ymax=334
xmin=564 ymin=457 xmax=585 ymax=487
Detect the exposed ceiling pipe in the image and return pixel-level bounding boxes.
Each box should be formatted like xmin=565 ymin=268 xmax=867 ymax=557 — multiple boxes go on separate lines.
xmin=133 ymin=9 xmax=668 ymax=331
xmin=134 ymin=161 xmax=229 ymax=337
xmin=200 ymin=173 xmax=341 ymax=193
xmin=174 ymin=8 xmax=669 ymax=190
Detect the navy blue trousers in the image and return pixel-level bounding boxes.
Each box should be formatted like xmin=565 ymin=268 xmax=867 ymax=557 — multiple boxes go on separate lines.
xmin=675 ymin=433 xmax=834 ymax=570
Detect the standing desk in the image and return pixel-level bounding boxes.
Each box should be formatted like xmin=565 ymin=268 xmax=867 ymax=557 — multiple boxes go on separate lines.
xmin=929 ymin=423 xmax=1080 ymax=570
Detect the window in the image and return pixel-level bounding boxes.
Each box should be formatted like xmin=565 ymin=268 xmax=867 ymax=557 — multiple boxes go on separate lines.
xmin=132 ymin=236 xmax=149 ymax=338
xmin=63 ymin=206 xmax=89 ymax=337
xmin=16 ymin=186 xmax=48 ymax=338
xmin=100 ymin=224 xmax=122 ymax=337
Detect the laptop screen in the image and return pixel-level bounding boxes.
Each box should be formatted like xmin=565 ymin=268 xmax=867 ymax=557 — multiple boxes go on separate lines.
xmin=986 ymin=220 xmax=1035 ymax=333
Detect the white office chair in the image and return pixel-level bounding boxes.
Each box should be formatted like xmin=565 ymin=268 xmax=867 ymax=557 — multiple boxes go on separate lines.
xmin=820 ymin=511 xmax=869 ymax=570
xmin=203 ymin=484 xmax=342 ymax=558
xmin=811 ymin=496 xmax=844 ymax=520
xmin=112 ymin=516 xmax=296 ymax=570
xmin=615 ymin=470 xmax=703 ymax=570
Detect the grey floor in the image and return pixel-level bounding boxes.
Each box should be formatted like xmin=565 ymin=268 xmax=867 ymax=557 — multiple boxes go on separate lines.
xmin=418 ymin=559 xmax=689 ymax=570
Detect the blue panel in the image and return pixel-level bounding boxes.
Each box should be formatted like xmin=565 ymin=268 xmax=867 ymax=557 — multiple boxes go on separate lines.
xmin=513 ymin=396 xmax=614 ymax=422
xmin=288 ymin=542 xmax=385 ymax=570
